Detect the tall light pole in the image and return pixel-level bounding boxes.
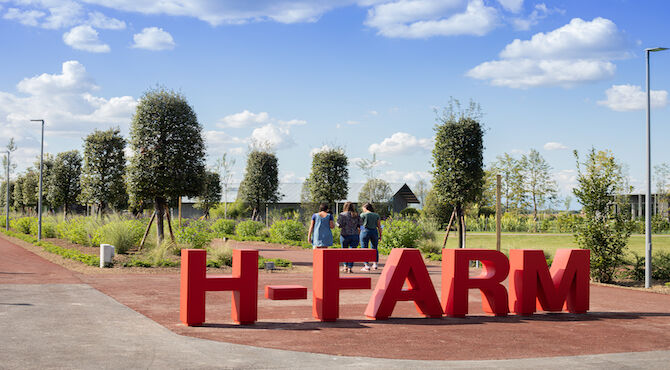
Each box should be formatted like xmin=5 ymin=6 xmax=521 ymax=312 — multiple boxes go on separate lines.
xmin=4 ymin=150 xmax=9 ymax=231
xmin=645 ymin=47 xmax=668 ymax=289
xmin=30 ymin=119 xmax=45 ymax=241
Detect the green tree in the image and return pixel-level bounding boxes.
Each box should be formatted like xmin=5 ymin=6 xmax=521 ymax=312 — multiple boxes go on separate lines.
xmin=431 ymin=99 xmax=484 ymax=248
xmin=307 ymin=148 xmax=349 ymax=208
xmin=194 ymin=170 xmax=221 ymax=219
xmin=414 ymin=179 xmax=429 ymax=207
xmin=358 ymin=178 xmax=392 ymax=218
xmin=22 ymin=169 xmax=39 ymax=212
xmin=13 ymin=175 xmax=24 ymax=213
xmin=238 ymin=149 xmax=280 ymax=220
xmin=491 ymin=153 xmax=525 ymax=211
xmin=80 ymin=128 xmax=128 ymax=215
xmin=128 ymin=88 xmax=206 ymax=244
xmin=423 ymin=188 xmax=452 ymax=227
xmin=215 ymin=153 xmax=236 ymax=218
xmin=573 ymin=148 xmax=633 ymax=283
xmin=654 ymin=163 xmax=670 ymax=220
xmin=520 ymin=149 xmax=557 ymax=222
xmin=47 ymin=150 xmax=82 ymax=217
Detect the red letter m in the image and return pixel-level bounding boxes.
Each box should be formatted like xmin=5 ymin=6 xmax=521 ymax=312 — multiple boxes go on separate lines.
xmin=509 ymin=249 xmax=590 ymax=315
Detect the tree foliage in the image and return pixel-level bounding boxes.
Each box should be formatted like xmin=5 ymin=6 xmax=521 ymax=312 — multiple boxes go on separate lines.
xmin=431 ymin=99 xmax=484 ymax=247
xmin=573 ymin=148 xmax=633 ymax=283
xmin=80 ymin=128 xmax=128 ymax=214
xmin=215 ymin=153 xmax=236 ymax=218
xmin=238 ymin=149 xmax=280 ymax=220
xmin=47 ymin=150 xmax=82 ymax=216
xmin=491 ymin=153 xmax=525 ymax=211
xmin=128 ymin=88 xmax=206 ymax=243
xmin=521 ymin=149 xmax=557 ymax=222
xmin=194 ymin=170 xmax=221 ymax=219
xmin=307 ymin=148 xmax=348 ymax=206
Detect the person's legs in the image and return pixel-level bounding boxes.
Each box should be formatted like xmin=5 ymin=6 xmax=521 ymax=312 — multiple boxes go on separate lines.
xmin=346 ymin=235 xmax=358 ymax=269
xmin=360 ymin=229 xmax=371 ymax=270
xmin=369 ymin=229 xmax=379 ymax=268
xmin=340 ymin=235 xmax=348 ymax=271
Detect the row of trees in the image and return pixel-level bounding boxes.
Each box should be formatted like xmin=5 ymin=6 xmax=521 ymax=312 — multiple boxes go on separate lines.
xmin=1 ymin=129 xmax=127 ymax=217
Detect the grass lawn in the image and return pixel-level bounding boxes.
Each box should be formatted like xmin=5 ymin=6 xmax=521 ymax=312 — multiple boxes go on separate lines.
xmin=436 ymin=232 xmax=670 ymax=258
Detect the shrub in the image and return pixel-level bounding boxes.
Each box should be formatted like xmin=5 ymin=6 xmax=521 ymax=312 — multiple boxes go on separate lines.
xmin=12 ymin=217 xmax=36 ymax=235
xmin=176 ymin=220 xmax=213 ymax=249
xmin=269 ymin=220 xmax=304 ymax=242
xmin=399 ymin=208 xmax=420 ymax=218
xmin=56 ymin=217 xmax=93 ymax=246
xmin=207 ymin=244 xmax=234 ymax=268
xmin=652 ymin=251 xmax=670 ymax=281
xmin=258 ymin=257 xmax=292 ymax=269
xmin=624 ymin=252 xmax=645 ymax=281
xmin=236 ymin=220 xmax=264 ymax=238
xmin=93 ymin=219 xmax=145 ymax=254
xmin=378 ymin=218 xmax=422 ymax=255
xmin=211 ymin=219 xmax=236 ymax=236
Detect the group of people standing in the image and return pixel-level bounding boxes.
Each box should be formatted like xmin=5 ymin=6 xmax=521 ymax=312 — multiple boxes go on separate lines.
xmin=307 ymin=201 xmax=382 ymax=272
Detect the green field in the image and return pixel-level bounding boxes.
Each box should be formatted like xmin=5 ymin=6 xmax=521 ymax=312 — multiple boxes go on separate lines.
xmin=436 ymin=232 xmax=670 ymax=258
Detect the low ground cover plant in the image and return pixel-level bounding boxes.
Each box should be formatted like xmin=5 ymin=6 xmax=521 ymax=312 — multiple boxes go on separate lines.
xmin=235 ymin=220 xmax=264 ymax=238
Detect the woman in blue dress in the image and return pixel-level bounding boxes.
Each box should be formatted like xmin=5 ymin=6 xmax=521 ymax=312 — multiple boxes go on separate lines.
xmin=307 ymin=202 xmax=335 ymax=249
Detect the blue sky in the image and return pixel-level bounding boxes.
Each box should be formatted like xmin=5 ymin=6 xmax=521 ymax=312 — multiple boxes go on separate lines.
xmin=1 ymin=0 xmax=669 ymax=208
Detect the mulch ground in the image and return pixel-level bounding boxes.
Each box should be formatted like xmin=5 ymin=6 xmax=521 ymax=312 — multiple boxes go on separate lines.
xmin=3 ymin=233 xmax=670 ymax=361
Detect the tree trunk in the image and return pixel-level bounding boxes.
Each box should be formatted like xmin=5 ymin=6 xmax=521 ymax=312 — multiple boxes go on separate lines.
xmin=155 ymin=197 xmax=165 ymax=246
xmin=165 ymin=206 xmax=175 ymax=242
xmin=456 ymin=204 xmax=464 ymax=249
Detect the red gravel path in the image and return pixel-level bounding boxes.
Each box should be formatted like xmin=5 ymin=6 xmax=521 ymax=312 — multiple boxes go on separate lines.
xmin=4 ymin=235 xmax=670 ymax=361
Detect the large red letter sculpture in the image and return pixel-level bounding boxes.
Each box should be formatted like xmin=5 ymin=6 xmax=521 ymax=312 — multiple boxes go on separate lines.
xmin=442 ymin=249 xmax=509 ymax=317
xmin=313 ymin=248 xmax=377 ymax=321
xmin=508 ymin=249 xmax=590 ymax=315
xmin=180 ymin=249 xmax=258 ymax=326
xmin=365 ymin=248 xmax=443 ymax=320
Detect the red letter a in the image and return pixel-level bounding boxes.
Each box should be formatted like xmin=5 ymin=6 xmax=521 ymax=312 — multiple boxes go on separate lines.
xmin=442 ymin=249 xmax=509 ymax=317
xmin=365 ymin=249 xmax=443 ymax=320
xmin=509 ymin=249 xmax=590 ymax=315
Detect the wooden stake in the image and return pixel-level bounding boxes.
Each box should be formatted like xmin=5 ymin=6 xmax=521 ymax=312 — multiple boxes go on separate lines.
xmin=178 ymin=196 xmax=182 ymax=227
xmin=496 ymin=174 xmax=502 ymax=252
xmin=139 ymin=211 xmax=156 ymax=250
xmin=442 ymin=208 xmax=457 ymax=247
xmin=165 ymin=206 xmax=175 ymax=242
xmin=461 ymin=214 xmax=466 ymax=248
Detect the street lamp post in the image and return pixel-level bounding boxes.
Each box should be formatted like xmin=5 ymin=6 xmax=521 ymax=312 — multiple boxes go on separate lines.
xmin=645 ymin=47 xmax=668 ymax=289
xmin=30 ymin=119 xmax=45 ymax=241
xmin=5 ymin=150 xmax=9 ymax=231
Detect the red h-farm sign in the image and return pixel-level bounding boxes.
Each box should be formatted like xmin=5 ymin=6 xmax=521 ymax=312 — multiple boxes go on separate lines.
xmin=180 ymin=248 xmax=589 ymax=326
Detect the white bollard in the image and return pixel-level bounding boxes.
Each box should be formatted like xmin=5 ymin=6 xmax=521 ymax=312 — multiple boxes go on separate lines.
xmin=100 ymin=244 xmax=115 ymax=268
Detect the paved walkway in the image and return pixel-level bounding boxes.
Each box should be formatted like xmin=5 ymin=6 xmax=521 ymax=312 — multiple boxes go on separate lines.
xmin=3 ymin=234 xmax=670 ymax=368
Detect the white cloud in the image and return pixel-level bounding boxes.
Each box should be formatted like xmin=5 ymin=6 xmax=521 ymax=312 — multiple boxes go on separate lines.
xmin=468 ymin=17 xmax=630 ymax=88
xmin=281 ymin=171 xmax=305 ymax=183
xmin=63 ymin=25 xmax=110 ymax=53
xmin=86 ymin=11 xmax=126 ymax=30
xmin=543 ymin=142 xmax=568 ymax=151
xmin=368 ymin=132 xmax=433 ymax=155
xmin=278 ymin=119 xmax=307 ymax=126
xmin=83 ymin=0 xmax=347 ymax=25
xmin=204 ymin=130 xmax=247 ymax=157
xmin=365 ymin=0 xmax=499 ymax=38
xmin=554 ymin=169 xmax=577 ymax=195
xmin=219 ymin=110 xmax=270 ymax=128
xmin=218 ymin=110 xmax=307 ymax=128
xmin=496 ymin=0 xmax=523 ymax=13
xmin=250 ymin=124 xmax=294 ymax=150
xmin=380 ymin=170 xmax=431 ymax=183
xmin=598 ymin=84 xmax=668 ymax=112
xmin=368 ymin=110 xmax=379 ymax=116
xmin=0 ymin=61 xmax=137 ymax=171
xmin=511 ymin=3 xmax=563 ymax=31
xmin=3 ymin=8 xmax=45 ymax=26
xmin=132 ymin=27 xmax=175 ymax=51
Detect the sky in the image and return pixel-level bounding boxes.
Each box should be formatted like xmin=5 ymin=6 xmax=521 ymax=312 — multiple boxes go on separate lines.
xmin=1 ymin=0 xmax=669 ymax=209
